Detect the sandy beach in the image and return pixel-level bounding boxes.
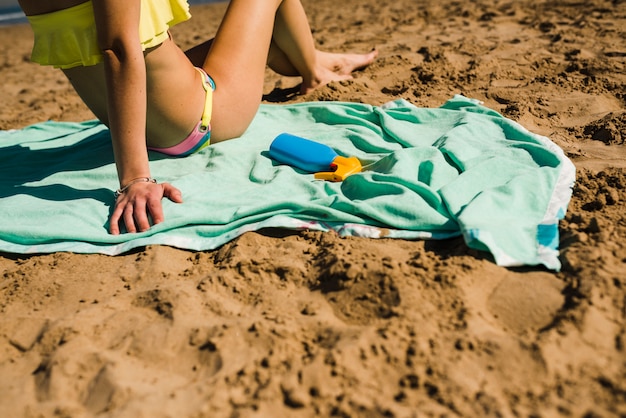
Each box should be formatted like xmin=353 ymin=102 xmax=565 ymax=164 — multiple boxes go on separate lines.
xmin=1 ymin=0 xmax=625 ymax=416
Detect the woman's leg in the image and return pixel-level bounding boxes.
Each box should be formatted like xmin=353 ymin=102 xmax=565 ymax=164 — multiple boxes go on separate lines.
xmin=201 ymin=0 xmax=285 ymax=141
xmin=269 ymin=1 xmax=377 ymax=93
xmin=189 ymin=39 xmax=377 ymax=83
xmin=201 ymin=0 xmax=377 ymax=141
xmin=267 ymin=45 xmax=379 ymax=91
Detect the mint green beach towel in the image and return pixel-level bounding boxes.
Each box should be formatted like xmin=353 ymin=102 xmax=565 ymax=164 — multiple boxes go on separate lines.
xmin=0 ymin=96 xmax=574 ymax=270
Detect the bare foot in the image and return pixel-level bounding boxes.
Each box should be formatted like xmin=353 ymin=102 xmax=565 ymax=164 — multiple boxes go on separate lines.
xmin=301 ymin=49 xmax=379 ymax=94
xmin=318 ymin=49 xmax=379 ymax=75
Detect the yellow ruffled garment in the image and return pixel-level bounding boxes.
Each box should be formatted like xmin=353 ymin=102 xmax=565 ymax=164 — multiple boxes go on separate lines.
xmin=28 ymin=0 xmax=191 ymax=69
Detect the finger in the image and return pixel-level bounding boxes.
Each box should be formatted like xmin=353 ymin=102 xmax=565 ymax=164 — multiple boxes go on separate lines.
xmin=133 ymin=201 xmax=152 ymax=232
xmin=109 ymin=200 xmax=125 ymax=235
xmin=162 ymin=183 xmax=183 ymax=203
xmin=147 ymin=198 xmax=165 ymax=225
xmin=123 ymin=205 xmax=137 ymax=234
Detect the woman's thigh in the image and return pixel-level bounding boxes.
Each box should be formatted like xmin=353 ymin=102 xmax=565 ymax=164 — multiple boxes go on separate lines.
xmin=202 ymin=0 xmax=283 ymax=141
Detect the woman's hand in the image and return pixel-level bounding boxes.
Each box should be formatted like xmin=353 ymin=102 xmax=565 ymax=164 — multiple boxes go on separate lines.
xmin=109 ymin=181 xmax=183 ymax=235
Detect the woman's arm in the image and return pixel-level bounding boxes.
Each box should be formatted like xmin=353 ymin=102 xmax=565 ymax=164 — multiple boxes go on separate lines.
xmin=93 ymin=0 xmax=148 ymax=183
xmin=92 ymin=0 xmax=180 ymax=234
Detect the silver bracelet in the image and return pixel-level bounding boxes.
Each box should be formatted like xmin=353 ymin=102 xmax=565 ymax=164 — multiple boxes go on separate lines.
xmin=114 ymin=177 xmax=157 ymax=199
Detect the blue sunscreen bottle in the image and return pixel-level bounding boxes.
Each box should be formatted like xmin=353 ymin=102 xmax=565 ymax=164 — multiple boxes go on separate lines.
xmin=269 ymin=133 xmax=362 ymax=182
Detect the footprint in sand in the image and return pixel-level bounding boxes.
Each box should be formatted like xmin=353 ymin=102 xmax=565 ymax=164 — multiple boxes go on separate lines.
xmin=487 ymin=271 xmax=564 ymax=334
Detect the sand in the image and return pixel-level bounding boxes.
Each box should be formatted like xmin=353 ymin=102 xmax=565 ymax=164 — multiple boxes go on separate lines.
xmin=0 ymin=0 xmax=625 ymax=416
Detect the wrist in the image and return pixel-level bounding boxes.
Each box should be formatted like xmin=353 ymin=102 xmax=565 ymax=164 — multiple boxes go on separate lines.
xmin=115 ymin=177 xmax=157 ymax=199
